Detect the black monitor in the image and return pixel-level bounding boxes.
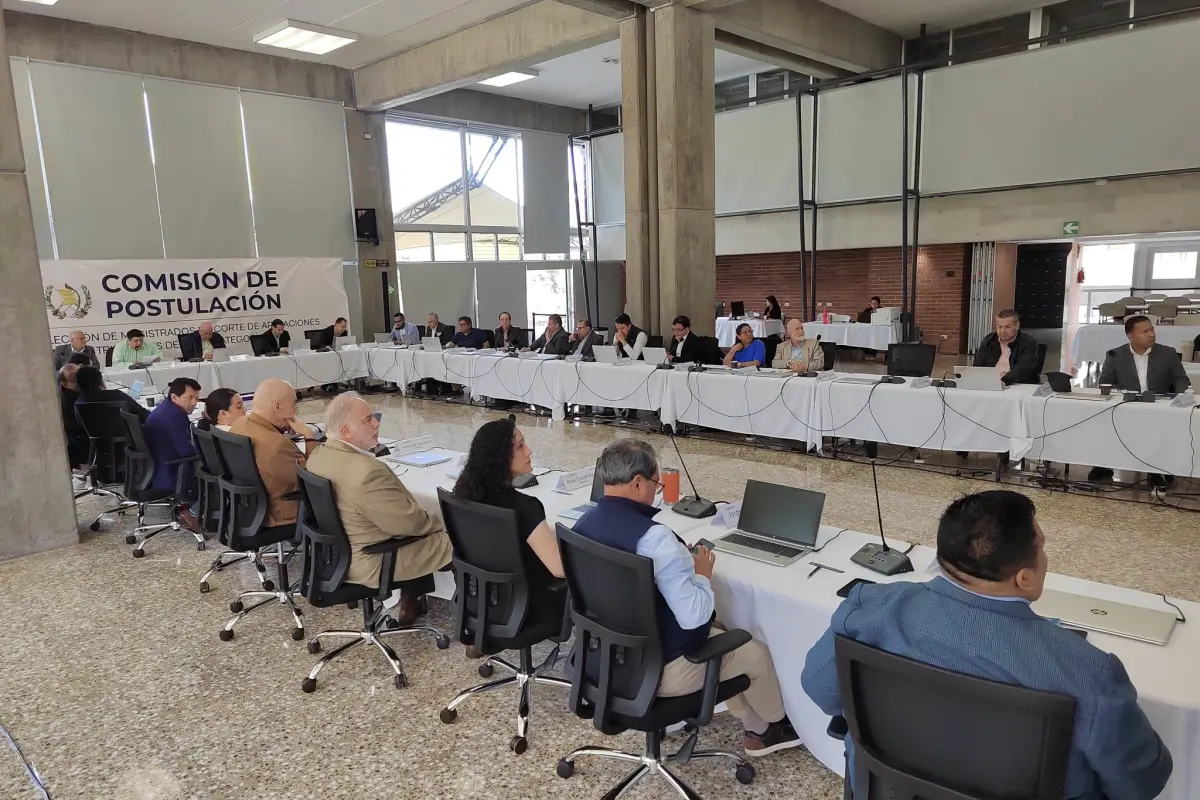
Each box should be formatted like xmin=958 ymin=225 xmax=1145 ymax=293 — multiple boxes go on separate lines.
xmin=738 ymin=480 xmax=824 ymax=548
xmin=730 ymin=300 xmax=746 ymax=319
xmin=715 ymin=301 xmax=725 ymax=319
xmin=885 ymin=343 xmax=937 ymax=378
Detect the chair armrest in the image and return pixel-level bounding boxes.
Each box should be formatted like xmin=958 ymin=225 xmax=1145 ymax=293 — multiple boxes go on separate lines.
xmin=165 ymin=454 xmax=200 ymax=466
xmin=827 ymin=716 xmax=847 ymax=741
xmin=362 ymin=536 xmax=421 ymax=554
xmin=683 ymin=629 xmax=751 ymax=665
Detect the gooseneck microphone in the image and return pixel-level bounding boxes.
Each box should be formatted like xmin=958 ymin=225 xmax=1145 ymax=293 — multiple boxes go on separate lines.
xmin=849 ymin=460 xmax=913 ymax=576
xmin=662 ymin=424 xmax=717 ymax=519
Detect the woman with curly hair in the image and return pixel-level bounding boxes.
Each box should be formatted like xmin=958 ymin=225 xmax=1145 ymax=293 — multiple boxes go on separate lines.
xmin=452 ymin=417 xmax=564 ymax=583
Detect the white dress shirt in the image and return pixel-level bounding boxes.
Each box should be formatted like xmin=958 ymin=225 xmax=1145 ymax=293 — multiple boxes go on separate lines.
xmin=1130 ymin=344 xmax=1151 ymax=393
xmin=673 ymin=333 xmax=690 ymax=358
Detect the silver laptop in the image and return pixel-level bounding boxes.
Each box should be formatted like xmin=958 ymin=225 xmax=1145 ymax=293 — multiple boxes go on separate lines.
xmin=211 ymin=348 xmax=230 ymax=363
xmin=593 ymin=345 xmax=624 ymax=364
xmin=422 ymin=336 xmax=442 ymax=352
xmin=1032 ymin=589 xmax=1178 ymax=645
xmin=953 ymin=366 xmax=1004 ymax=391
xmin=338 ymin=336 xmax=358 ymax=348
xmin=558 ymin=464 xmax=603 ymax=520
xmin=374 ymin=333 xmax=393 ymax=344
xmin=712 ymin=480 xmax=825 ymax=567
xmin=642 ymin=346 xmax=668 ymax=365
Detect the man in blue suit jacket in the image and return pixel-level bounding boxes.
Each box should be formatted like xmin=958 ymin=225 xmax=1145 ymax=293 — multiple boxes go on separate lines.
xmin=802 ymin=491 xmax=1171 ymax=800
xmin=144 ymin=377 xmax=203 ymax=531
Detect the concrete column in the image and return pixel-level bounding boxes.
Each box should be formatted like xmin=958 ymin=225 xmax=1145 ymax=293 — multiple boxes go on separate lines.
xmin=654 ymin=5 xmax=716 ymax=336
xmin=620 ymin=8 xmax=652 ymax=327
xmin=0 ymin=17 xmax=78 ymax=560
xmin=345 ymin=110 xmax=397 ymax=338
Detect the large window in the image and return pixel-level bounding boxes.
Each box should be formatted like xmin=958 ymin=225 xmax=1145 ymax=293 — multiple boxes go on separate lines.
xmin=388 ymin=123 xmax=467 ymax=227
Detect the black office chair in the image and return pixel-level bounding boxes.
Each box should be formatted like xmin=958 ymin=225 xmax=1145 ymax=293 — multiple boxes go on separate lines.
xmin=435 ymin=489 xmax=571 ymax=753
xmin=295 ymin=469 xmax=449 ymax=692
xmin=594 ymin=326 xmax=609 ymax=343
xmin=194 ymin=426 xmax=274 ymax=595
xmin=820 ymin=340 xmax=838 ymax=372
xmin=761 ymin=334 xmax=782 ymax=366
xmin=482 ymin=329 xmax=496 ymax=348
xmin=119 ymin=411 xmax=203 ymax=557
xmin=103 ymin=347 xmax=114 ymax=368
xmin=698 ymin=335 xmax=724 ymax=365
xmin=74 ymin=400 xmax=136 ymax=530
xmin=1034 ymin=342 xmax=1049 ymax=376
xmin=249 ymin=333 xmax=271 ymax=357
xmin=553 ymin=523 xmax=756 ymax=796
xmin=885 ymin=343 xmax=937 ymax=378
xmin=303 ymin=329 xmax=326 ymax=350
xmin=646 ymin=334 xmax=665 ymax=349
xmin=210 ymin=428 xmax=305 ymax=642
xmin=828 ymin=635 xmax=1075 ymax=800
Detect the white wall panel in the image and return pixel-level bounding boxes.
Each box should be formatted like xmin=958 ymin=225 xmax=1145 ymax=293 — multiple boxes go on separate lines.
xmin=400 ymin=262 xmax=476 ymax=322
xmin=521 ymin=131 xmax=570 ymax=255
xmin=923 ymin=18 xmax=1200 ymax=194
xmin=8 ymin=58 xmax=52 ymax=258
xmin=590 ymin=132 xmax=625 ymax=225
xmin=145 ymin=78 xmax=254 ymax=259
xmin=30 ymin=61 xmax=163 ymax=259
xmin=241 ymin=90 xmax=353 ymax=260
xmin=816 ymin=75 xmax=913 ymax=204
xmin=475 ymin=263 xmax=528 ymax=330
xmin=715 ymin=100 xmax=801 ymax=214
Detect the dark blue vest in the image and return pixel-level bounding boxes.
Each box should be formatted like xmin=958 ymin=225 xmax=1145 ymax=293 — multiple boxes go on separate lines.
xmin=573 ymin=496 xmax=711 ymax=663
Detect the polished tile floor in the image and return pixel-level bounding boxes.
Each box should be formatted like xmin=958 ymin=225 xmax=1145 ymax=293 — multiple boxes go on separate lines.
xmin=2 ymin=388 xmax=1197 ymax=800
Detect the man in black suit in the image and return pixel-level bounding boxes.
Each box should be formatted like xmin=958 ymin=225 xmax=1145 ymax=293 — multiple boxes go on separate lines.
xmin=567 ymin=318 xmax=604 ymax=358
xmin=59 ymin=364 xmax=90 ymax=467
xmin=972 ymin=309 xmax=1041 ymax=385
xmin=527 ymin=314 xmax=569 ymax=355
xmin=425 ymin=313 xmax=454 ymax=345
xmin=315 ymin=317 xmax=350 ymax=350
xmin=75 ymin=365 xmax=149 ymax=423
xmin=667 ymin=315 xmax=705 ymax=364
xmin=179 ymin=322 xmax=227 ymax=361
xmin=494 ymin=312 xmax=527 ymax=351
xmin=260 ymin=319 xmax=291 ymax=354
xmin=53 ymin=330 xmax=99 ymax=371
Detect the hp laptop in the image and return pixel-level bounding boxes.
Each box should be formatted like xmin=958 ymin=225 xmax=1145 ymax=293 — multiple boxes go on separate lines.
xmin=374 ymin=333 xmax=393 ymax=344
xmin=953 ymin=366 xmax=1005 ymax=391
xmin=711 ymin=480 xmax=825 ymax=567
xmin=558 ymin=464 xmax=603 ymax=521
xmin=338 ymin=336 xmax=358 ymax=348
xmin=642 ymin=346 xmax=668 ymax=365
xmin=422 ymin=336 xmax=443 ymax=352
xmin=1032 ymin=588 xmax=1178 ymax=645
xmin=211 ymin=348 xmax=231 ymax=363
xmin=593 ymin=345 xmax=626 ymax=365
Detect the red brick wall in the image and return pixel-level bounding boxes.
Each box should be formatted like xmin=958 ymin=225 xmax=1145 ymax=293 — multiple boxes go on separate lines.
xmin=714 ymin=245 xmax=971 ymax=354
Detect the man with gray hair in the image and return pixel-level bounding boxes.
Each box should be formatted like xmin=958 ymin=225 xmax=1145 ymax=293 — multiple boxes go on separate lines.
xmin=305 ymin=392 xmax=452 ymax=625
xmin=572 ymin=439 xmax=800 ymax=758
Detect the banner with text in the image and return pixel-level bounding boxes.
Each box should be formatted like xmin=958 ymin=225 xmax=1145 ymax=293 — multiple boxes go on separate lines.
xmin=41 ymin=258 xmax=349 ymax=357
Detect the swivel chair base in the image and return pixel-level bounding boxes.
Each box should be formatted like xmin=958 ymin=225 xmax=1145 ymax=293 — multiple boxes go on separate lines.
xmin=439 ymin=645 xmax=572 ymax=754
xmin=128 ymin=503 xmax=205 ymax=557
xmin=301 ymin=597 xmax=449 ymax=693
xmin=218 ymin=543 xmax=303 ymax=641
xmin=557 ymin=727 xmax=753 ymax=800
xmin=199 ymin=548 xmax=278 ymax=594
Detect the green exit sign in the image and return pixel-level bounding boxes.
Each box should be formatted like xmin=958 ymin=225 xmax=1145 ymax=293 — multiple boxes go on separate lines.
xmin=1062 ymin=220 xmax=1080 ymax=236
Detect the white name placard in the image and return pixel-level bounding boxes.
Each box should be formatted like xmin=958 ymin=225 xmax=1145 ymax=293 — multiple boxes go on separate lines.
xmin=555 ymin=467 xmax=596 ymax=494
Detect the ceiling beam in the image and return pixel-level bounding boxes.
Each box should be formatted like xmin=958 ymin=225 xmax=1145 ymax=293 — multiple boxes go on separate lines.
xmin=553 ymin=0 xmax=642 ymax=19
xmin=715 ymin=30 xmax=851 ymax=79
xmin=354 ymin=1 xmax=617 ymax=110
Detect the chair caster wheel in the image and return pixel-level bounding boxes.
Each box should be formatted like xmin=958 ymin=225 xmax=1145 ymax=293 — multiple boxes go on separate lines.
xmin=736 ymin=764 xmax=755 ymax=785
xmin=556 ymin=759 xmax=574 ymax=779
xmin=196 ymin=541 xmax=206 ymax=551
xmin=229 ymin=601 xmax=244 ymax=613
xmin=439 ymin=707 xmax=457 ymax=724
xmin=394 ymin=674 xmax=408 ymax=689
xmin=90 ymin=521 xmax=101 ymax=532
xmin=478 ymin=663 xmax=494 ymax=678
xmin=218 ymin=629 xmax=234 ymax=642
xmin=263 ymin=580 xmax=275 ymax=592
xmin=384 ymin=617 xmax=400 ymax=631
xmin=291 ymin=627 xmax=305 ymax=641
xmin=436 ymin=635 xmax=450 ymax=650
xmin=124 ymin=535 xmax=137 ymax=544
xmin=307 ymin=640 xmax=321 ymax=655
xmin=301 ymin=678 xmax=316 ymax=693
xmin=132 ymin=549 xmax=145 ymax=559
xmin=199 ymin=581 xmax=210 ymax=594
xmin=509 ymin=735 xmax=528 ymax=755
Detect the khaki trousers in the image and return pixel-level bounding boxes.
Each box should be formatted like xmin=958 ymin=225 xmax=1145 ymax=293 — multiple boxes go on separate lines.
xmin=657 ymin=626 xmax=785 ymax=734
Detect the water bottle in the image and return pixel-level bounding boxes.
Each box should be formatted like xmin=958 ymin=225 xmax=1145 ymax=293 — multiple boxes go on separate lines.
xmin=822 ymin=304 xmax=831 ymax=325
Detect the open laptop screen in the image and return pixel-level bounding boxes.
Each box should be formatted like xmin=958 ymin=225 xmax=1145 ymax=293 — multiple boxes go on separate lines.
xmin=738 ymin=480 xmax=824 ymax=547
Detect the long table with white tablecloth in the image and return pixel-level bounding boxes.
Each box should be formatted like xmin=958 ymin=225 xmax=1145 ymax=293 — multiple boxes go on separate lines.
xmin=804 ymin=321 xmax=899 ymax=350
xmin=360 ymin=439 xmax=1200 ymax=800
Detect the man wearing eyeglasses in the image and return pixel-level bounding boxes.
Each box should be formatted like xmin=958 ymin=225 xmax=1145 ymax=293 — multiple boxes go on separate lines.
xmin=573 ymin=439 xmax=801 ymax=759
xmin=667 ymin=315 xmax=704 ymax=363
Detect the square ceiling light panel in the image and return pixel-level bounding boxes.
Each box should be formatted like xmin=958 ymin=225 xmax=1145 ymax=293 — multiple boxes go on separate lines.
xmin=255 ymin=20 xmax=358 ymax=55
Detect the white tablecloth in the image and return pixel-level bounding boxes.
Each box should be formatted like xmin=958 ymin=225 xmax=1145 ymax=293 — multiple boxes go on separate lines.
xmin=103 ymin=349 xmax=373 ymax=394
xmin=1024 ymin=392 xmax=1200 ymax=476
xmin=659 ymin=368 xmax=823 ymax=447
xmin=672 ymin=525 xmax=1200 ymax=800
xmin=715 ymin=318 xmax=785 ymax=347
xmin=1072 ymin=324 xmax=1200 ymax=363
xmin=804 ymin=322 xmax=898 ymax=350
xmin=557 ymin=361 xmax=671 ymax=412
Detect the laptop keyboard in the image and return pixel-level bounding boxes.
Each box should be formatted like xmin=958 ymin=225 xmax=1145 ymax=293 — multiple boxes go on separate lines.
xmin=721 ymin=532 xmax=803 ymax=559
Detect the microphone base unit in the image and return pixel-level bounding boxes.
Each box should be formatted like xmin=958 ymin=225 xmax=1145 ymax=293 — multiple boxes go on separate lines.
xmin=851 ymin=543 xmax=913 ymax=576
xmin=512 ymin=472 xmax=539 ymax=489
xmin=672 ymin=496 xmax=717 ymax=519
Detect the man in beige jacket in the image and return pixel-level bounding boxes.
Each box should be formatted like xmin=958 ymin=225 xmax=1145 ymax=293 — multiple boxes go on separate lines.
xmin=772 ymin=319 xmax=825 ymax=372
xmin=305 ymin=392 xmax=452 ymax=624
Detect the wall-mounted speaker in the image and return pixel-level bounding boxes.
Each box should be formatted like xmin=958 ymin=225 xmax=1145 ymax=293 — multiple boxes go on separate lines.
xmin=355 ymin=208 xmax=379 ymax=244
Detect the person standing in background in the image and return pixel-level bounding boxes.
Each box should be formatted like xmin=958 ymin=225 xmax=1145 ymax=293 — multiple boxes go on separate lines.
xmin=762 ymin=295 xmax=782 ymax=320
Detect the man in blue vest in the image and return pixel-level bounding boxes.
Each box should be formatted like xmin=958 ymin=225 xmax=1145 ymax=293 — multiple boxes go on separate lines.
xmin=573 ymin=439 xmax=800 ymax=758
